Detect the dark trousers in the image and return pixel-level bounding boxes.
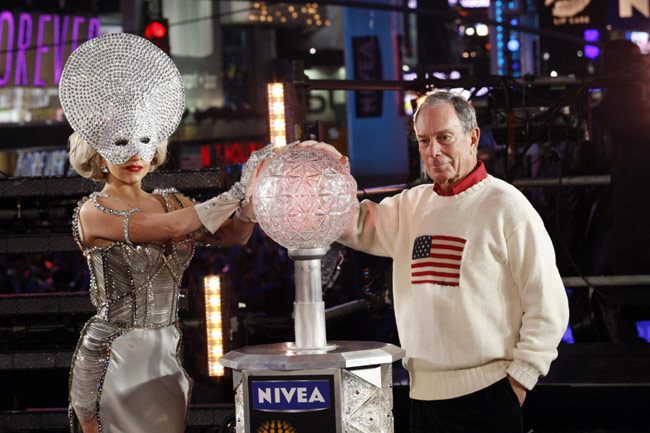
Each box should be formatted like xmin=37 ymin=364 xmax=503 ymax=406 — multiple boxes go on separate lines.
xmin=410 ymin=377 xmax=523 ymax=433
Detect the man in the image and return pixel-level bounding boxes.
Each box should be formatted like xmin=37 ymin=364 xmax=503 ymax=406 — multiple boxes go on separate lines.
xmin=337 ymin=90 xmax=569 ymax=433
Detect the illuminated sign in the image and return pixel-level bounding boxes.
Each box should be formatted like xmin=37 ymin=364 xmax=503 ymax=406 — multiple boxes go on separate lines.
xmin=608 ymin=0 xmax=650 ymax=30
xmin=247 ymin=374 xmax=337 ymax=432
xmin=545 ymin=0 xmax=591 ymax=17
xmin=540 ymin=0 xmax=606 ymax=30
xmin=448 ymin=0 xmax=490 ymax=7
xmin=251 ymin=380 xmax=330 ymax=412
xmin=619 ymin=0 xmax=649 ymax=18
xmin=0 ymin=11 xmax=100 ymax=87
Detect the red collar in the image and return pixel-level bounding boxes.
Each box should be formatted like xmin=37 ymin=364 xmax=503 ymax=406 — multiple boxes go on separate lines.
xmin=433 ymin=161 xmax=487 ymax=196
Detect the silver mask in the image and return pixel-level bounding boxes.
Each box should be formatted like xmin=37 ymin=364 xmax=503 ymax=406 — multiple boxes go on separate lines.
xmin=59 ymin=33 xmax=184 ymax=165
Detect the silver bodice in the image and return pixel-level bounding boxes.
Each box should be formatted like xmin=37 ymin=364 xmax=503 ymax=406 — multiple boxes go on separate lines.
xmin=72 ymin=188 xmax=195 ymax=328
xmin=69 ymin=188 xmax=196 ymax=428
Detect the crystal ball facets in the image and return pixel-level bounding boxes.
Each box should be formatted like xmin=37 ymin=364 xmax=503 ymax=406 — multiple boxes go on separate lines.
xmin=253 ymin=147 xmax=358 ymax=250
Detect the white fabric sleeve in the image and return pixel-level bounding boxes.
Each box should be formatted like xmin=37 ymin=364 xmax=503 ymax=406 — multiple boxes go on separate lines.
xmin=194 ymin=194 xmax=240 ymax=234
xmin=505 ymin=213 xmax=570 ymax=390
xmin=235 ymin=200 xmax=256 ymax=223
xmin=195 ymin=143 xmax=275 ymax=233
xmin=337 ymin=193 xmax=403 ymax=258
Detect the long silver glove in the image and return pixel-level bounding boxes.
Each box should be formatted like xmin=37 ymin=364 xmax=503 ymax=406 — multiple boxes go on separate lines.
xmin=194 ymin=143 xmax=276 ymax=233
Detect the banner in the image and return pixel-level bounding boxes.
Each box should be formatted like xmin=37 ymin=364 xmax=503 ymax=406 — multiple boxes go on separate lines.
xmin=352 ymin=35 xmax=383 ymax=118
xmin=608 ymin=0 xmax=650 ymax=30
xmin=538 ymin=0 xmax=607 ymax=31
xmin=0 ymin=10 xmax=100 ymax=87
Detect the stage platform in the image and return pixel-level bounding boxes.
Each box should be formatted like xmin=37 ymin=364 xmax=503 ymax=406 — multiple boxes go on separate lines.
xmin=0 ymin=343 xmax=648 ymax=432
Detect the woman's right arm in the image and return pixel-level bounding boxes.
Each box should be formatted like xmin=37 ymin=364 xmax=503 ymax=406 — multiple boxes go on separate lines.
xmin=78 ymin=199 xmax=238 ymax=245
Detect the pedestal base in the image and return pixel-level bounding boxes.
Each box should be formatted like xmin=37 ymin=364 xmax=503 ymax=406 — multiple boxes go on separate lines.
xmin=220 ymin=341 xmax=405 ymax=433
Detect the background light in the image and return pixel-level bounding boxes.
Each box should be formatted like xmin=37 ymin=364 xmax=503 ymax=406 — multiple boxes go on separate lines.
xmin=583 ymin=29 xmax=600 ymax=42
xmin=584 ymin=45 xmax=600 ymax=59
xmin=475 ymin=87 xmax=489 ymax=97
xmin=456 ymin=0 xmax=490 ymax=7
xmin=204 ymin=275 xmax=225 ymax=377
xmin=636 ymin=320 xmax=650 ymax=343
xmin=476 ymin=24 xmax=489 ymax=36
xmin=151 ymin=22 xmax=166 ymax=38
xmin=495 ymin=0 xmax=504 ymax=74
xmin=507 ymin=39 xmax=520 ymax=52
xmin=145 ymin=21 xmax=166 ymax=39
xmin=267 ymin=83 xmax=286 ymax=147
xmin=465 ymin=27 xmax=475 ymax=36
xmin=627 ymin=31 xmax=650 ymax=54
xmin=403 ymin=71 xmax=418 ymax=80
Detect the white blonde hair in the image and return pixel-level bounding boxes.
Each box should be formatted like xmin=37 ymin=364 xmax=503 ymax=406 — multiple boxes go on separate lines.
xmin=67 ymin=132 xmax=168 ymax=181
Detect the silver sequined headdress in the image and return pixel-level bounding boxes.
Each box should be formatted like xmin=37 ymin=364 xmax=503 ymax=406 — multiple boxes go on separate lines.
xmin=59 ymin=33 xmax=184 ymax=165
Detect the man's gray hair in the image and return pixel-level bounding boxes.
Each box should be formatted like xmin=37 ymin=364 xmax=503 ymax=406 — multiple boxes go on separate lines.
xmin=413 ymin=90 xmax=477 ymax=133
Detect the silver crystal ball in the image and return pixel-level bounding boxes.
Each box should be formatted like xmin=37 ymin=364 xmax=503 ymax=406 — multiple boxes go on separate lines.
xmin=253 ymin=146 xmax=358 ymax=250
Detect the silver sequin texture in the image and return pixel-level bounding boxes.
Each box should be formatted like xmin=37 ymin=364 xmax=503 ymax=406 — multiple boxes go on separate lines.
xmin=214 ymin=142 xmax=277 ymax=206
xmin=59 ymin=33 xmax=184 ymax=165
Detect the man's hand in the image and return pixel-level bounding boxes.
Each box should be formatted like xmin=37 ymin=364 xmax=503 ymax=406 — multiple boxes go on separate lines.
xmin=507 ymin=375 xmax=527 ymax=406
xmin=293 ymin=140 xmax=350 ymax=171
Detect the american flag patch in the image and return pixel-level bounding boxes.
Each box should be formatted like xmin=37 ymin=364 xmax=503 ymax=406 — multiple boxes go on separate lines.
xmin=411 ymin=235 xmax=466 ymax=286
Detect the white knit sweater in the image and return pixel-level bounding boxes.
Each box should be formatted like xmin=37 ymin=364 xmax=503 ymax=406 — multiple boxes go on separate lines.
xmin=338 ymin=175 xmax=569 ymax=400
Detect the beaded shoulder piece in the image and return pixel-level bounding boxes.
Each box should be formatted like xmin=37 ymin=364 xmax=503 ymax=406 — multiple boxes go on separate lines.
xmin=71 ymin=195 xmax=92 ymax=250
xmin=72 ymin=189 xmax=195 ymax=251
xmin=89 ymin=192 xmax=141 ymax=247
xmin=153 ymin=187 xmax=213 ymax=245
xmin=153 ymin=187 xmax=186 ymax=212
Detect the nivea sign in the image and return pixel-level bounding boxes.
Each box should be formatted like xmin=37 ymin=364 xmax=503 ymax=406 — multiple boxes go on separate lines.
xmin=251 ymin=380 xmax=330 ymax=412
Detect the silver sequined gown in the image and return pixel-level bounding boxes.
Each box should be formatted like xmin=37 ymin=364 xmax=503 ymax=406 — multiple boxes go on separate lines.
xmin=69 ymin=188 xmax=195 ymax=433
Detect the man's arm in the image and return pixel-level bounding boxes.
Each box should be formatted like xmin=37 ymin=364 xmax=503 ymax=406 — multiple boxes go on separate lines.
xmin=505 ymin=212 xmax=570 ymax=391
xmin=337 ymin=195 xmax=403 ymax=258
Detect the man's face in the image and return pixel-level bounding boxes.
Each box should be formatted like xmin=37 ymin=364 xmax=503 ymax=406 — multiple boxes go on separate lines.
xmin=415 ymin=102 xmax=480 ymax=193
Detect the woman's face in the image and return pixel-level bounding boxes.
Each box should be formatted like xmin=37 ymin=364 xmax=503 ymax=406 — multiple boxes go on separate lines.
xmin=103 ymin=154 xmax=151 ymax=185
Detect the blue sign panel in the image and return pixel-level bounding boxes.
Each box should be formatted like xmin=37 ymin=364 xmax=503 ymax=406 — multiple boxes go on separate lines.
xmin=343 ymin=0 xmax=409 ymax=188
xmin=251 ymin=380 xmax=331 ymax=412
xmin=352 ymin=36 xmax=383 ymax=118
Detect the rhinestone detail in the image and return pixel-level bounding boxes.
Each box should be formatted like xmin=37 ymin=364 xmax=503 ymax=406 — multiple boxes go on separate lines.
xmin=68 ymin=188 xmax=196 ymax=430
xmin=59 ymin=33 xmax=184 ymax=165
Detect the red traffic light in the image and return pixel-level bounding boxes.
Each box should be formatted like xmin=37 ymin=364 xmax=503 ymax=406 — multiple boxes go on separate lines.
xmin=145 ymin=21 xmax=166 ymax=39
xmin=144 ymin=19 xmax=170 ymax=54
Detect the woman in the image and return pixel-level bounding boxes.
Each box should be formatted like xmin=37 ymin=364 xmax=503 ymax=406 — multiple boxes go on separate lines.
xmin=60 ymin=33 xmax=267 ymax=433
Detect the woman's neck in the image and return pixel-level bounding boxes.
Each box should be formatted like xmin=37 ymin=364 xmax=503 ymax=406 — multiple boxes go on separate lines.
xmin=102 ymin=179 xmax=145 ymax=207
